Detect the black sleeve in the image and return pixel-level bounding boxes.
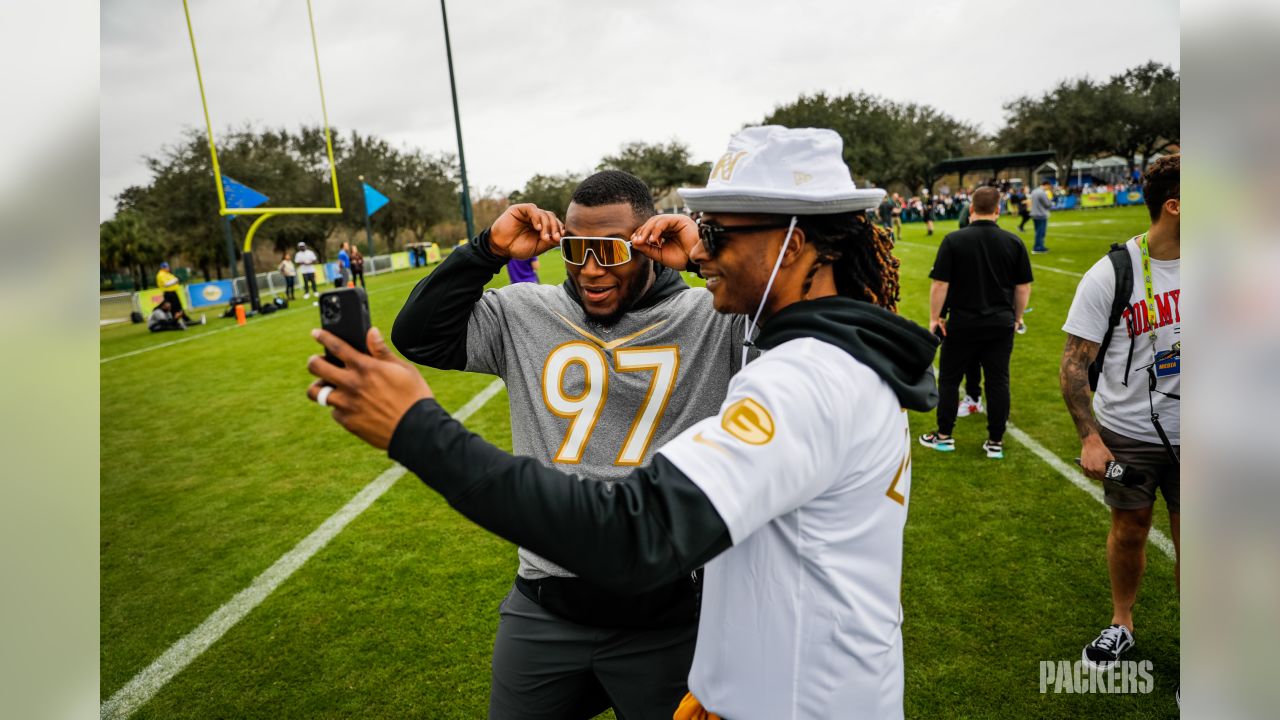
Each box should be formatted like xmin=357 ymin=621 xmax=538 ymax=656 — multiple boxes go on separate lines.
xmin=930 ymin=237 xmax=952 ymax=281
xmin=1015 ymin=240 xmax=1034 ymax=284
xmin=390 ymin=230 xmax=508 ymax=370
xmin=387 ymin=398 xmax=733 ymax=594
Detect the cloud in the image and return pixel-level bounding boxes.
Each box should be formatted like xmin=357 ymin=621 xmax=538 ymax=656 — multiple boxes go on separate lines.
xmin=101 ymin=0 xmax=1178 ymax=219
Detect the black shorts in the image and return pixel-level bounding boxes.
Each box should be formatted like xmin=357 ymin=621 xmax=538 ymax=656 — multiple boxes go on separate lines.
xmin=1099 ymin=425 xmax=1180 ymax=513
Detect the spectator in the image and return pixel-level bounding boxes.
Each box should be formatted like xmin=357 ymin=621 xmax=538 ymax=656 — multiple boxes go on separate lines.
xmin=155 ymin=262 xmax=196 ymax=324
xmin=891 ymin=193 xmax=904 ymax=238
xmin=350 ymin=246 xmax=366 ymax=289
xmin=1030 ymin=180 xmax=1054 ymax=253
xmin=1060 ymin=155 xmax=1180 ymax=674
xmin=338 ymin=242 xmax=353 ymax=287
xmin=1011 ymin=186 xmax=1030 ymax=232
xmin=878 ymin=194 xmax=897 ymax=240
xmin=920 ymin=186 xmax=1033 ymax=459
xmin=279 ymin=253 xmax=297 ymax=300
xmin=295 ymin=242 xmax=320 ymax=298
xmin=148 ymin=300 xmax=202 ymax=332
xmin=504 ymin=256 xmax=539 ymax=284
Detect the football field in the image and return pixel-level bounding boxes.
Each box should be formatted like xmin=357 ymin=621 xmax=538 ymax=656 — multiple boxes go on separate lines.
xmin=100 ymin=205 xmax=1179 ymax=718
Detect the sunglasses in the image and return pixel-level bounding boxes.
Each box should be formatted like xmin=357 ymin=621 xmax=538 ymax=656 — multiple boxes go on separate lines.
xmin=697 ymin=219 xmax=795 ymax=257
xmin=560 ymin=236 xmax=633 ymax=267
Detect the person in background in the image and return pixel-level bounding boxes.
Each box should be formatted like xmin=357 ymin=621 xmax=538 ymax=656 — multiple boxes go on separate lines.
xmin=148 ymin=300 xmax=202 ymax=332
xmin=891 ymin=192 xmax=903 ymax=240
xmin=920 ymin=186 xmax=1033 ymax=460
xmin=505 ymin=256 xmax=540 ymax=284
xmin=156 ymin=261 xmax=197 ymax=324
xmin=1030 ymin=180 xmax=1054 ymax=253
xmin=338 ymin=242 xmax=353 ymax=287
xmin=923 ymin=194 xmax=936 ymax=236
xmin=878 ymin=193 xmax=897 ymax=240
xmin=279 ymin=252 xmax=297 ymax=300
xmin=1060 ymin=155 xmax=1180 ymax=677
xmin=296 ymin=242 xmax=320 ymax=298
xmin=1012 ymin=186 xmax=1030 ymax=232
xmin=350 ymin=246 xmax=366 ymax=288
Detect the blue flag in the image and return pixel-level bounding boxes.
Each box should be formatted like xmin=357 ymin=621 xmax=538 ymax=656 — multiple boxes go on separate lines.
xmin=363 ymin=182 xmax=390 ymax=217
xmin=222 ymin=176 xmax=269 ymax=209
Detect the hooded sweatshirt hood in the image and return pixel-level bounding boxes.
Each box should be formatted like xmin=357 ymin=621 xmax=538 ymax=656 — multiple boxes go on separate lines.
xmin=754 ymin=296 xmax=939 ymax=412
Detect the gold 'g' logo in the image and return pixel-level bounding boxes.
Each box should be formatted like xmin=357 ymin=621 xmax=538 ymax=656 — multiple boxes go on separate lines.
xmin=708 ymin=150 xmax=749 ymax=183
xmin=721 ymin=397 xmax=774 ymax=445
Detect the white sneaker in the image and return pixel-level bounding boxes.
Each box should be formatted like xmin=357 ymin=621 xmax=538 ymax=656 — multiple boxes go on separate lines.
xmin=304 ymin=293 xmax=310 ymax=299
xmin=957 ymin=396 xmax=982 ymax=418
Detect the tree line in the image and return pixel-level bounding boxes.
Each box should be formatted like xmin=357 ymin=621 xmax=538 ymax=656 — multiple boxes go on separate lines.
xmin=101 ymin=61 xmax=1176 ymax=288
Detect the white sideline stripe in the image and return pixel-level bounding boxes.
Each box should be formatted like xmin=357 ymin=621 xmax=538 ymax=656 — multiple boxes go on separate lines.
xmin=100 ymin=323 xmax=244 ymax=363
xmin=1005 ymin=423 xmax=1176 ymax=560
xmin=894 ymin=240 xmax=1083 ymax=279
xmin=1029 ymin=264 xmax=1083 ymax=278
xmin=100 ymin=378 xmax=506 ymax=720
xmin=100 ymin=274 xmax=430 ymax=364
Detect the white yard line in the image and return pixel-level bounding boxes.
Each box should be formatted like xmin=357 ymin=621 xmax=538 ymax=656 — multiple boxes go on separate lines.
xmin=99 ymin=275 xmax=428 ymax=365
xmin=100 ymin=378 xmax=506 ymax=720
xmin=1005 ymin=423 xmax=1176 ymax=560
xmin=100 ymin=323 xmax=247 ymax=364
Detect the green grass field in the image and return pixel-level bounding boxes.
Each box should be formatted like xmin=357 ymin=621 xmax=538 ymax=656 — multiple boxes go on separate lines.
xmin=101 ymin=206 xmax=1179 ymax=718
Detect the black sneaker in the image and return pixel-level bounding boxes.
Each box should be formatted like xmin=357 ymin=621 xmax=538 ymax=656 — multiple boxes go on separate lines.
xmin=918 ymin=432 xmax=955 ymax=453
xmin=1082 ymin=624 xmax=1134 ymax=671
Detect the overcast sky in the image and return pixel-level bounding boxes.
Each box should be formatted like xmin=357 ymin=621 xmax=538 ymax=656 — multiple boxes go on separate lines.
xmin=100 ymin=0 xmax=1178 ymax=220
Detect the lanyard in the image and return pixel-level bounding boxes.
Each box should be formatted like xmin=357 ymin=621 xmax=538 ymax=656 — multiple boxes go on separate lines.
xmin=1137 ymin=233 xmax=1160 ymax=352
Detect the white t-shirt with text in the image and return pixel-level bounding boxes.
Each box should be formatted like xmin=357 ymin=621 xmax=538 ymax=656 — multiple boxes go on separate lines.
xmin=660 ymin=337 xmax=910 ymax=719
xmin=1062 ymin=236 xmax=1180 ymax=445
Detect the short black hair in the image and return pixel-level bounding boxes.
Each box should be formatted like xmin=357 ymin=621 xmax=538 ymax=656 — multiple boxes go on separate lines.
xmin=1142 ymin=154 xmax=1180 ymax=221
xmin=571 ymin=170 xmax=655 ymax=221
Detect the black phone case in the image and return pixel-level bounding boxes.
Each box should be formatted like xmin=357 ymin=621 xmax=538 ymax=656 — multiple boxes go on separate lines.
xmin=319 ymin=287 xmax=370 ymax=367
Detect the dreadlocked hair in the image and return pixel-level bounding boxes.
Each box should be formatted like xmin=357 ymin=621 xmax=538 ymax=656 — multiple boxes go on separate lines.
xmin=795 ymin=211 xmax=900 ymax=312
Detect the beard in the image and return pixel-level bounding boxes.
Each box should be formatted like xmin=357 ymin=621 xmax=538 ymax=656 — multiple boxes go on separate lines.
xmin=580 ymin=262 xmax=655 ymax=327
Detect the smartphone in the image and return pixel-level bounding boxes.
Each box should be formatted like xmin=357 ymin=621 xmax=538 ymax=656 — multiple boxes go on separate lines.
xmin=318 ymin=287 xmax=370 ymax=367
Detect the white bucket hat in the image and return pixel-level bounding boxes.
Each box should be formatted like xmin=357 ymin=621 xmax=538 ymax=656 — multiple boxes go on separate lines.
xmin=678 ymin=126 xmax=884 ymax=214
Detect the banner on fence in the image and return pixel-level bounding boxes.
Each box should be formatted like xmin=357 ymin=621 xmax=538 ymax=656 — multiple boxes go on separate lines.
xmin=1115 ymin=189 xmax=1145 ymax=206
xmin=186 ymin=280 xmax=236 ymax=308
xmin=1080 ymin=192 xmax=1116 ymax=209
xmin=135 ymin=286 xmax=192 ymax=316
xmin=391 ymin=252 xmax=410 ymax=270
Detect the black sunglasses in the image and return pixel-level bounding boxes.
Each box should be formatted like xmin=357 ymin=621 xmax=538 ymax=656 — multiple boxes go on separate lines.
xmin=697 ymin=219 xmax=795 ymax=257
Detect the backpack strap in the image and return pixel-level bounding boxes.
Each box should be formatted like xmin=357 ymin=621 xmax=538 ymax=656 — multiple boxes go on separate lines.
xmin=1087 ymin=243 xmax=1135 ymax=392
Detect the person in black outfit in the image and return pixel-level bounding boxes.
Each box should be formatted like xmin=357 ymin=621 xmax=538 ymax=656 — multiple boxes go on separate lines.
xmin=1012 ymin=187 xmax=1031 ymax=231
xmin=919 ymin=186 xmax=1033 ymax=459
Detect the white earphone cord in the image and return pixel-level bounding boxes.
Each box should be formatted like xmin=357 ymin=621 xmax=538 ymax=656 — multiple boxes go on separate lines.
xmin=741 ymin=216 xmax=798 ymax=368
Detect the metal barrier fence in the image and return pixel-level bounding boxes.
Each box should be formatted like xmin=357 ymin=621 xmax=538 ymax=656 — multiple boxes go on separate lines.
xmin=99 ymin=251 xmax=433 ymax=326
xmin=99 ymin=292 xmax=137 ymax=326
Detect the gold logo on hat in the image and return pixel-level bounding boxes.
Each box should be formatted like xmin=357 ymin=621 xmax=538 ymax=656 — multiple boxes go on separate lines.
xmin=721 ymin=397 xmax=774 ymax=445
xmin=793 ymin=172 xmax=813 ymax=185
xmin=709 ymin=151 xmax=749 ymax=183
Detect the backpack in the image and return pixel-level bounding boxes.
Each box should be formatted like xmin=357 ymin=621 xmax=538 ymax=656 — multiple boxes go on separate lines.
xmin=1087 ymin=243 xmax=1134 ymax=392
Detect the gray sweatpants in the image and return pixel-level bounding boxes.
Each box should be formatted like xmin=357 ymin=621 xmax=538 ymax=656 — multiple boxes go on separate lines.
xmin=488 ymin=586 xmax=696 ymax=720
